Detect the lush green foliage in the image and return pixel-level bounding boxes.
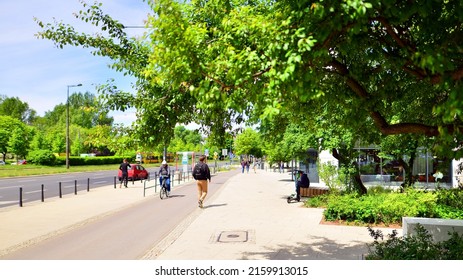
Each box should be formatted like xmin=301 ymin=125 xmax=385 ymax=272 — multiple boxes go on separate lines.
xmin=55 ymin=156 xmax=126 ymax=166
xmin=34 ymin=0 xmax=463 ymax=160
xmin=0 ymin=163 xmax=135 ymax=178
xmin=27 ymin=150 xmax=57 ymax=166
xmin=0 ymin=95 xmax=37 ymax=124
xmin=234 ymin=128 xmax=263 ymax=158
xmin=0 ymin=116 xmax=30 ymax=161
xmin=366 ymin=225 xmax=463 ymax=260
xmin=318 ymin=162 xmax=346 ymax=191
xmin=435 ymin=188 xmax=463 ymax=209
xmin=308 ymin=188 xmax=463 ymax=225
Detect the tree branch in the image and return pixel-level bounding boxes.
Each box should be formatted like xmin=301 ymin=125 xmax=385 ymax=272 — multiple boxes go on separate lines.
xmin=328 ymin=60 xmax=441 ymax=137
xmin=375 ymin=16 xmax=416 ymax=52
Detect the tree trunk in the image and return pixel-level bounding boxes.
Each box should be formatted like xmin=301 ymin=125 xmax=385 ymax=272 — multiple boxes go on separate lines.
xmin=397 ymin=141 xmax=418 ymax=190
xmin=331 ymin=148 xmax=368 ymax=195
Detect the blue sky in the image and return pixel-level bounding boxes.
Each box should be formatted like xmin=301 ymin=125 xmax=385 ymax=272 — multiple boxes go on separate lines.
xmin=0 ymin=0 xmax=151 ymax=125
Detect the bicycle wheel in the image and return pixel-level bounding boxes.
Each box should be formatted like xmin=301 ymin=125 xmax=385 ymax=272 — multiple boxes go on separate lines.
xmin=160 ymin=185 xmax=167 ymax=199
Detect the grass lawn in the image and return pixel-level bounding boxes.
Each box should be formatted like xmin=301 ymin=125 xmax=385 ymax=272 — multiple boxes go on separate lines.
xmin=0 ymin=160 xmax=234 ymax=178
xmin=0 ymin=163 xmax=162 ymax=178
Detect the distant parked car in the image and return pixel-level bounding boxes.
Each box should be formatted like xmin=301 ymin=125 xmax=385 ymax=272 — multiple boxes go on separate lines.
xmin=118 ymin=163 xmax=149 ymax=181
xmin=0 ymin=160 xmax=6 ymax=165
xmin=11 ymin=160 xmax=27 ymax=165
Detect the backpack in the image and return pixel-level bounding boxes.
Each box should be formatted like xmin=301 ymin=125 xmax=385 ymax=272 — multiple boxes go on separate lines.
xmin=160 ymin=165 xmax=169 ymax=176
xmin=193 ymin=163 xmax=205 ymax=180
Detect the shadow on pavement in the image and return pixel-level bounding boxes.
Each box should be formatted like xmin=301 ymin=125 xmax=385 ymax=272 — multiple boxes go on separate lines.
xmin=240 ymin=236 xmax=369 ymax=260
xmin=203 ymin=203 xmax=228 ymax=209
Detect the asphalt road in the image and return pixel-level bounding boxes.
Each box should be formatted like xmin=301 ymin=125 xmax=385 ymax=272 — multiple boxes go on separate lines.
xmin=2 ymin=168 xmax=240 ymax=260
xmin=0 ymin=163 xmax=233 ymax=208
xmin=0 ymin=170 xmax=129 ymax=208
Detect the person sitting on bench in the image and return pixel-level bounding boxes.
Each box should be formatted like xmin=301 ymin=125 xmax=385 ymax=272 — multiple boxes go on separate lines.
xmin=296 ymin=170 xmax=310 ymax=201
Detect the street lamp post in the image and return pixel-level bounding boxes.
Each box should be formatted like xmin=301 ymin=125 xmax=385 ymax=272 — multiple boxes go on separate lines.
xmin=66 ymin=84 xmax=82 ymax=169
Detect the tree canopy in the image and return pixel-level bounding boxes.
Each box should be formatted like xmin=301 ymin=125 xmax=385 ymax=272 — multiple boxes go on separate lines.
xmin=35 ymin=0 xmax=463 ymax=156
xmin=0 ymin=95 xmax=37 ymax=125
xmin=234 ymin=127 xmax=263 ymax=158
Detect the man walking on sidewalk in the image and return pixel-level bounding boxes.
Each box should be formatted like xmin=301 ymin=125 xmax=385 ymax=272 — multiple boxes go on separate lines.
xmin=119 ymin=158 xmax=131 ymax=188
xmin=193 ymin=155 xmax=211 ymax=208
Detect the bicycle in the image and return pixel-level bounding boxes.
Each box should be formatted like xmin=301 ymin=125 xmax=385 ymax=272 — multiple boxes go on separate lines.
xmin=159 ymin=175 xmax=170 ymax=200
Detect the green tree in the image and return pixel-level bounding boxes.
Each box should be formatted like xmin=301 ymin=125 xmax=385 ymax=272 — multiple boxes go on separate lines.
xmin=9 ymin=126 xmax=31 ymax=161
xmin=0 ymin=95 xmax=37 ymax=125
xmin=86 ymin=124 xmax=133 ymax=156
xmin=0 ymin=116 xmax=29 ymax=161
xmin=0 ymin=128 xmax=9 ymax=162
xmin=45 ymin=128 xmax=65 ymax=154
xmin=69 ymin=91 xmax=113 ymax=128
xmin=37 ymin=91 xmax=114 ymax=156
xmin=234 ymin=128 xmax=263 ymax=158
xmin=35 ymin=0 xmax=463 ymax=159
xmin=29 ymin=128 xmax=50 ymax=151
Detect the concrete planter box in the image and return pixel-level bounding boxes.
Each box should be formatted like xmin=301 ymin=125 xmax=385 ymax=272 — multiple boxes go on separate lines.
xmin=403 ymin=217 xmax=463 ymax=242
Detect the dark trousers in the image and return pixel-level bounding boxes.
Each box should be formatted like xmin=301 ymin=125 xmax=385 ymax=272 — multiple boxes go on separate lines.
xmin=160 ymin=176 xmax=171 ymax=192
xmin=296 ymin=183 xmax=308 ymax=200
xmin=121 ymin=173 xmax=129 ymax=187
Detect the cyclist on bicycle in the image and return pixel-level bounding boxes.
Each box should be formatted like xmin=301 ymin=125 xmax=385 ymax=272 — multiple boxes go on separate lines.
xmin=158 ymin=160 xmax=171 ymax=194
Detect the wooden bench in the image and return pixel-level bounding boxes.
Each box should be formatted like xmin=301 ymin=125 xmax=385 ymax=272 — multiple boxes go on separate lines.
xmin=300 ymin=187 xmax=329 ymax=197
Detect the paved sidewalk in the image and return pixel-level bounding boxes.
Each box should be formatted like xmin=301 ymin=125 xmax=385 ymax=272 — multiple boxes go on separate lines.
xmin=0 ymin=169 xmax=401 ymax=259
xmin=148 ymin=169 xmax=401 ymax=260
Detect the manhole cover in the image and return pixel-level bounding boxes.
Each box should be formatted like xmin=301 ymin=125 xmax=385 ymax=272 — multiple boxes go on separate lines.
xmin=218 ymin=231 xmax=248 ymax=243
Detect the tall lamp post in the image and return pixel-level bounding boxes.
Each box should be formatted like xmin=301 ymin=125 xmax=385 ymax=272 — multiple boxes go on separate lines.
xmin=66 ymin=84 xmax=82 ymax=169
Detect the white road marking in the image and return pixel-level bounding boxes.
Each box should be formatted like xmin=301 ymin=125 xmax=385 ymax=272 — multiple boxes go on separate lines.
xmin=24 ymin=189 xmax=48 ymax=194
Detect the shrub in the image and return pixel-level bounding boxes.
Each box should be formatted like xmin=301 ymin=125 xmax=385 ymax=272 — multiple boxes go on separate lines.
xmin=367 ymin=185 xmax=394 ymax=195
xmin=56 ymin=156 xmax=126 ymax=166
xmin=366 ymin=224 xmax=463 ymax=260
xmin=322 ymin=189 xmax=437 ymax=225
xmin=28 ymin=150 xmax=57 ymax=166
xmin=318 ymin=162 xmax=345 ymax=192
xmin=305 ymin=193 xmax=332 ymax=208
xmin=307 ymin=187 xmax=463 ymax=226
xmin=435 ymin=188 xmax=463 ymax=209
xmin=433 ymin=205 xmax=463 ymax=219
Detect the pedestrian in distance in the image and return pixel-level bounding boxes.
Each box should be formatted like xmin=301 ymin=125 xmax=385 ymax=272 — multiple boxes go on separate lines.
xmin=193 ymin=155 xmax=211 ymax=208
xmin=119 ymin=158 xmax=131 ymax=188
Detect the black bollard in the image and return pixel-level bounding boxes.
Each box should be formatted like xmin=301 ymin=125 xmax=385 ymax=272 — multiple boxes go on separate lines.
xmin=41 ymin=184 xmax=44 ymax=202
xmin=87 ymin=178 xmax=90 ymax=192
xmin=74 ymin=180 xmax=77 ymax=195
xmin=19 ymin=187 xmax=23 ymax=207
xmin=59 ymin=182 xmax=62 ymax=198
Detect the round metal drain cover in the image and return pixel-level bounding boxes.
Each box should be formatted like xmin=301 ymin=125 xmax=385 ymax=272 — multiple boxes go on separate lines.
xmin=218 ymin=231 xmax=248 ymax=243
